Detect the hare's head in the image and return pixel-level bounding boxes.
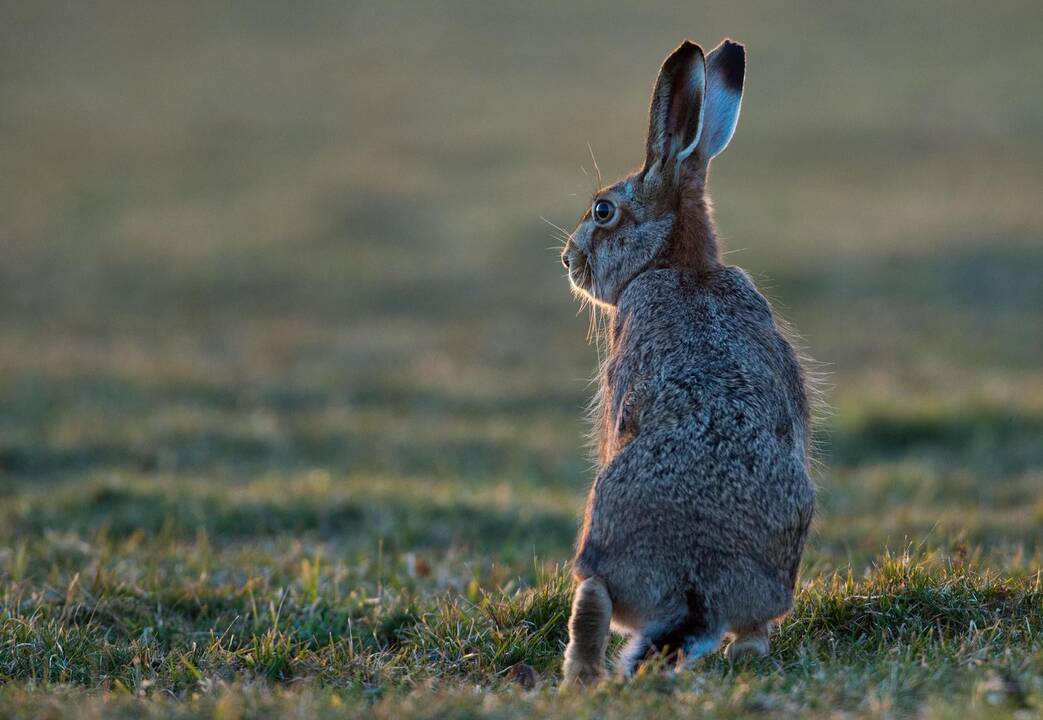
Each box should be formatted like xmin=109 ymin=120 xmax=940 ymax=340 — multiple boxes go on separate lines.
xmin=562 ymin=40 xmax=745 ymax=306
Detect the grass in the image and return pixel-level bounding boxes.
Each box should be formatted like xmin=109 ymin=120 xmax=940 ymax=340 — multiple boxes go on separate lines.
xmin=2 ymin=550 xmax=1041 ymax=718
xmin=2 ymin=0 xmax=1042 ymax=717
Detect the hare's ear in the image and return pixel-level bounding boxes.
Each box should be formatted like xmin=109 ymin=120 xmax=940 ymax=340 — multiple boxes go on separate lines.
xmin=697 ymin=39 xmax=745 ymax=161
xmin=644 ymin=41 xmax=706 ymax=178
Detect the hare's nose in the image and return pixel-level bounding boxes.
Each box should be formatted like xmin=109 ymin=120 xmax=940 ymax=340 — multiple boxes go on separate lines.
xmin=561 ymin=251 xmax=571 ymax=269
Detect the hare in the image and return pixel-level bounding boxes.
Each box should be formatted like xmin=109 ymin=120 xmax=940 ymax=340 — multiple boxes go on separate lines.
xmin=559 ymin=39 xmax=815 ymax=685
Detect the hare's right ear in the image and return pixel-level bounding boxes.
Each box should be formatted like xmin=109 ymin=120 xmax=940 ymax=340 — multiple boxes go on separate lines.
xmin=696 ymin=39 xmax=745 ymax=162
xmin=643 ymin=41 xmax=706 ymax=179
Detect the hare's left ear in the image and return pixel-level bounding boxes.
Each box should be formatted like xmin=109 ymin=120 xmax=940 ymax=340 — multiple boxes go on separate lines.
xmin=696 ymin=39 xmax=746 ymax=162
xmin=644 ymin=41 xmax=706 ymax=178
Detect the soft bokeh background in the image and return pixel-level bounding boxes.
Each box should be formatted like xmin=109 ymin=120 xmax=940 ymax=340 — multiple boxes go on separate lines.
xmin=3 ymin=0 xmax=1042 ymax=568
xmin=1 ymin=2 xmax=1042 ymax=711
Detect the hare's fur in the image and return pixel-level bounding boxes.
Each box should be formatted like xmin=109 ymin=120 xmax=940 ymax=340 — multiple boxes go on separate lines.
xmin=560 ymin=39 xmax=815 ymax=683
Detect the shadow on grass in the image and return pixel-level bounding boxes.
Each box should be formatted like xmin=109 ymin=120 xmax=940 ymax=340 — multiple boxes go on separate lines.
xmin=4 ymin=398 xmax=1037 ymax=485
xmin=7 ymin=477 xmax=579 ymax=560
xmin=0 ymin=429 xmax=584 ymax=494
xmin=770 ymin=242 xmax=1043 ymax=315
xmin=826 ymin=404 xmax=1043 ymax=472
xmin=0 ymin=374 xmax=587 ymax=483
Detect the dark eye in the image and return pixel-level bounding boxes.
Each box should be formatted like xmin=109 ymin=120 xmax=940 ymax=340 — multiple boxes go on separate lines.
xmin=592 ymin=199 xmax=616 ymax=225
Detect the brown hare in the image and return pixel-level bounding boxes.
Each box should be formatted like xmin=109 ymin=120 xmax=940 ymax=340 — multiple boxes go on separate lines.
xmin=559 ymin=39 xmax=815 ymax=685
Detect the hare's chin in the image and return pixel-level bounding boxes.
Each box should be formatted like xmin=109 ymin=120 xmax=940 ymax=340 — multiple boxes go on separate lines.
xmin=568 ymin=267 xmax=593 ymax=295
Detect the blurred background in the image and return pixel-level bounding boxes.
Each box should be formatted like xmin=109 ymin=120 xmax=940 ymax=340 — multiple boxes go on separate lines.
xmin=1 ymin=1 xmax=1041 ymax=579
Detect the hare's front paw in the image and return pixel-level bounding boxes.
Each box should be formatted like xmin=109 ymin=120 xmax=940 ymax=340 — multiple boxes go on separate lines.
xmin=561 ymin=652 xmax=607 ymax=688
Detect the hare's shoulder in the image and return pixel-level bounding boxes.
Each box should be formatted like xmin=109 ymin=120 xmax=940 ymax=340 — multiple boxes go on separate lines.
xmin=620 ymin=266 xmax=775 ymax=350
xmin=619 ymin=267 xmax=808 ymax=430
xmin=624 ymin=264 xmax=770 ymax=313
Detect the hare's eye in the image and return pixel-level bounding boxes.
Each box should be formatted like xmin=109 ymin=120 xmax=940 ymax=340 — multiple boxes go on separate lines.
xmin=592 ymin=199 xmax=616 ymax=225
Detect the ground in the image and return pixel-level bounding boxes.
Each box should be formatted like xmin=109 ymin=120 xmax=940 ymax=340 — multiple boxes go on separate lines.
xmin=1 ymin=1 xmax=1042 ymax=718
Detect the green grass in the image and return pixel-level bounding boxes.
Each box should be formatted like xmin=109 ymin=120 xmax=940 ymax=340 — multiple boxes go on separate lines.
xmin=2 ymin=0 xmax=1042 ymax=717
xmin=2 ymin=550 xmax=1041 ymax=718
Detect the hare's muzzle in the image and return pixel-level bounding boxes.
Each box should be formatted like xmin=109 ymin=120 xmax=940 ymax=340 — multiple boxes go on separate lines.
xmin=563 ymin=247 xmax=592 ymax=294
xmin=562 ymin=243 xmax=586 ymax=271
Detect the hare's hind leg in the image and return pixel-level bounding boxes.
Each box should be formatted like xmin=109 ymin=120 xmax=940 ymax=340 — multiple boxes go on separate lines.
xmin=726 ymin=623 xmax=770 ymax=661
xmin=561 ymin=577 xmax=612 ymax=686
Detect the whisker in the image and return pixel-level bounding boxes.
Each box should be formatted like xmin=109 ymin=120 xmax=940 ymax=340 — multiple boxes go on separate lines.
xmin=579 ymin=163 xmax=596 ymax=195
xmin=540 ymin=216 xmax=573 ymax=239
xmin=587 ymin=141 xmax=603 ymax=189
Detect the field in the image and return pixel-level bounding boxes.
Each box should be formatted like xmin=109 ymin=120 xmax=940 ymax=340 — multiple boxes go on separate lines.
xmin=1 ymin=1 xmax=1042 ymax=717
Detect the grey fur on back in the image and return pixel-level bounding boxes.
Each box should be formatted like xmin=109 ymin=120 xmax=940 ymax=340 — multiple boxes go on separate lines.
xmin=574 ymin=266 xmax=814 ymax=636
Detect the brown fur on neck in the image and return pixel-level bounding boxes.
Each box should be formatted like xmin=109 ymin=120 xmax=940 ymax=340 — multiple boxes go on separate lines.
xmin=665 ymin=168 xmax=721 ymax=274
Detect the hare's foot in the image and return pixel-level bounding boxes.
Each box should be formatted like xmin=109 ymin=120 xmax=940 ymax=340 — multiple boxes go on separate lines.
xmin=726 ymin=623 xmax=770 ymax=661
xmin=561 ymin=577 xmax=612 ymax=687
xmin=561 ymin=654 xmax=607 ymax=687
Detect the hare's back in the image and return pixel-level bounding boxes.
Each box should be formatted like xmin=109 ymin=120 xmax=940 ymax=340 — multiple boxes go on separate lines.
xmin=620 ymin=267 xmax=810 ymax=441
